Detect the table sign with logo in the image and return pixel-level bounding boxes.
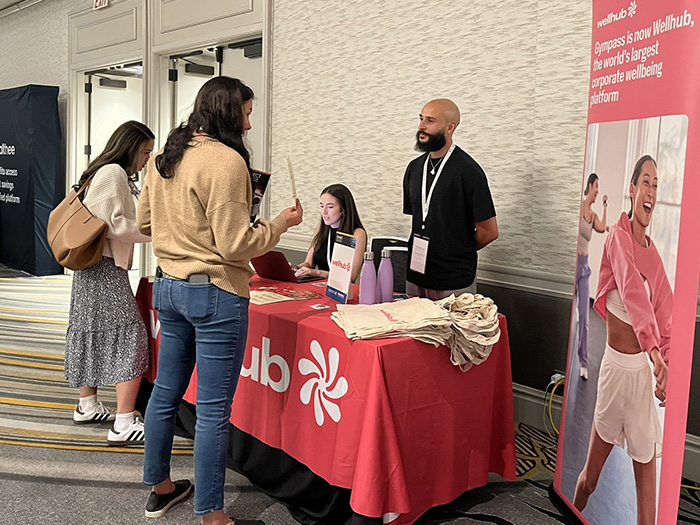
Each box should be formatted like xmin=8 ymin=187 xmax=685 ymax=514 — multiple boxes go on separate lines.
xmin=326 ymin=232 xmax=356 ymax=303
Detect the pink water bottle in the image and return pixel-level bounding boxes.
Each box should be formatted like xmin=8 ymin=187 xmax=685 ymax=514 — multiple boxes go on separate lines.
xmin=376 ymin=249 xmax=394 ymax=303
xmin=359 ymin=252 xmax=377 ymax=305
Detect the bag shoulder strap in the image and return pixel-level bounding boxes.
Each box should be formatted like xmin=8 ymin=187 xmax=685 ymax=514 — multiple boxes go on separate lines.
xmin=76 ymin=171 xmax=99 ymax=194
xmin=69 ymin=171 xmax=100 ymax=205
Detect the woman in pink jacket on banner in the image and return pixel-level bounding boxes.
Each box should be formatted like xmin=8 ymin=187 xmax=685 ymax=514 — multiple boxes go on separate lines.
xmin=574 ymin=155 xmax=672 ymax=525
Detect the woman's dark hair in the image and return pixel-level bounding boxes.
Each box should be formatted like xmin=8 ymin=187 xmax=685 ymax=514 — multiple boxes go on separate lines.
xmin=628 ymin=154 xmax=657 ymax=218
xmin=583 ymin=173 xmax=598 ymax=196
xmin=155 ymin=76 xmax=254 ymax=179
xmin=78 ymin=120 xmax=154 ymax=187
xmin=311 ymin=184 xmax=365 ymax=254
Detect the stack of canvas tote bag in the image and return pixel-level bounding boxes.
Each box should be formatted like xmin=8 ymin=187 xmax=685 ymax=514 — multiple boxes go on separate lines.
xmin=47 ymin=174 xmax=107 ymax=271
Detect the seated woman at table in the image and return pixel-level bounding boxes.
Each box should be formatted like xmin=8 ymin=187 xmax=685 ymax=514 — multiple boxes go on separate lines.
xmin=294 ymin=184 xmax=367 ymax=282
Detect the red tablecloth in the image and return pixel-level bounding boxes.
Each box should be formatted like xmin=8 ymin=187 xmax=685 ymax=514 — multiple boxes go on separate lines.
xmin=138 ymin=276 xmax=516 ymax=524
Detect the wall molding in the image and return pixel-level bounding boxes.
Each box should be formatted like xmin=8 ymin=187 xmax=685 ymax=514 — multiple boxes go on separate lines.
xmin=150 ymin=0 xmax=262 ymax=52
xmin=513 ymin=382 xmax=700 ymax=480
xmin=158 ymin=0 xmax=253 ymax=34
xmin=478 ymin=262 xmax=574 ymax=300
xmin=68 ymin=0 xmax=143 ymax=69
xmin=74 ymin=8 xmax=137 ymax=54
xmin=274 ymin=241 xmax=580 ymax=300
xmin=279 ymin=230 xmax=313 ymax=253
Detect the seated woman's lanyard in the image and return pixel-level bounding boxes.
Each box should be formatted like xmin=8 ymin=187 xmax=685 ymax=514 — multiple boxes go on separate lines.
xmin=327 ymin=229 xmax=333 ymax=269
xmin=411 ymin=144 xmax=456 ymax=274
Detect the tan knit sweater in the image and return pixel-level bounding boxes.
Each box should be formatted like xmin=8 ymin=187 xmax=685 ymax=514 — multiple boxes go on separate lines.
xmin=137 ymin=138 xmax=287 ymax=298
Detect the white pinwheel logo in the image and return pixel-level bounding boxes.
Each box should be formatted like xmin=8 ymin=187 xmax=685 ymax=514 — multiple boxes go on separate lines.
xmin=299 ymin=340 xmax=348 ymax=426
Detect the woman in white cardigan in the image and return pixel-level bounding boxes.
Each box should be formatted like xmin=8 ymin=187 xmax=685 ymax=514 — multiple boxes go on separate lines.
xmin=65 ymin=121 xmax=154 ymax=445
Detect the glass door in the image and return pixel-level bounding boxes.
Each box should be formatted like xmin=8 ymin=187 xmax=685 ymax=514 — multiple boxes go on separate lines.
xmin=164 ymin=39 xmax=267 ymax=213
xmin=83 ymin=62 xmax=144 ymax=284
xmin=220 ymin=41 xmax=264 ymax=171
xmin=165 ymin=42 xmax=264 ymax=168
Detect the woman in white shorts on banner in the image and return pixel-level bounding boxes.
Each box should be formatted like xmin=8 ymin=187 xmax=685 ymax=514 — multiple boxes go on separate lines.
xmin=573 ymin=154 xmax=672 ymax=525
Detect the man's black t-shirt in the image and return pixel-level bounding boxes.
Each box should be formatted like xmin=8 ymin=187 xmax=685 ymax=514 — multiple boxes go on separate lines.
xmin=402 ymin=146 xmax=496 ymax=290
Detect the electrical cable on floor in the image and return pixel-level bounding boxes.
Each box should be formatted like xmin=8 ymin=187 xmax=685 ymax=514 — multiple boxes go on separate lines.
xmin=548 ymin=378 xmax=565 ymax=435
xmin=543 ymin=381 xmax=557 ymax=438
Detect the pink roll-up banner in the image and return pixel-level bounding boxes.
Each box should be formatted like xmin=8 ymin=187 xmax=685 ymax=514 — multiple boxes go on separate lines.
xmin=553 ymin=1 xmax=700 ymax=524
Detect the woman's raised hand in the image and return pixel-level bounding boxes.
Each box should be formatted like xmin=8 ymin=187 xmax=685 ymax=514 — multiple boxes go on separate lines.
xmin=279 ymin=199 xmax=303 ymax=228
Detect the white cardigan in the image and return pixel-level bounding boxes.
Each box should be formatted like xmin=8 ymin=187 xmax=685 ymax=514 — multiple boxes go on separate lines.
xmin=82 ymin=164 xmax=151 ymax=270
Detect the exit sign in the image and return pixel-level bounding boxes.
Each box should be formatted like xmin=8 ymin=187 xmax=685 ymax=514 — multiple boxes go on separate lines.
xmin=93 ymin=0 xmax=108 ymax=9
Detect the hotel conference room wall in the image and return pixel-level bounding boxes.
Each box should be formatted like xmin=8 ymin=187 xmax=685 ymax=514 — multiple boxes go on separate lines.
xmin=270 ymin=0 xmax=592 ymax=284
xmin=0 ymin=0 xmax=591 ymax=280
xmin=2 ymin=0 xmax=700 ymax=435
xmin=0 ymin=0 xmax=86 ymax=162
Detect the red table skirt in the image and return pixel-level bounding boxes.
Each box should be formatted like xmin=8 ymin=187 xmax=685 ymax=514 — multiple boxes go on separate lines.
xmin=138 ymin=276 xmax=516 ymax=524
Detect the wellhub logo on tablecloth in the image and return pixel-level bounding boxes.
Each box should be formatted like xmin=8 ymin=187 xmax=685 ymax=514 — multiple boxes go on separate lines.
xmin=240 ymin=336 xmax=350 ymax=426
xmin=240 ymin=336 xmax=291 ymax=393
xmin=299 ymin=340 xmax=348 ymax=426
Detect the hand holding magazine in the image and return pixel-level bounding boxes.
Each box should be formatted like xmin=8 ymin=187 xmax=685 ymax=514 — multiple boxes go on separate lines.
xmin=250 ymin=169 xmax=270 ymax=223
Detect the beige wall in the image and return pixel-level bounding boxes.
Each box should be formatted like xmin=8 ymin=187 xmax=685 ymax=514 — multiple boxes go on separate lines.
xmin=0 ymin=0 xmax=593 ymax=279
xmin=0 ymin=0 xmax=88 ymax=142
xmin=270 ymin=0 xmax=592 ymax=278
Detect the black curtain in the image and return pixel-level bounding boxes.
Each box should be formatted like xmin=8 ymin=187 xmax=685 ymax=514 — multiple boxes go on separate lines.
xmin=0 ymin=85 xmax=63 ymax=276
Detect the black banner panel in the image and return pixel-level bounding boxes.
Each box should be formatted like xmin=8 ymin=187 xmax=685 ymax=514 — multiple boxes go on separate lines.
xmin=0 ymin=85 xmax=64 ymax=276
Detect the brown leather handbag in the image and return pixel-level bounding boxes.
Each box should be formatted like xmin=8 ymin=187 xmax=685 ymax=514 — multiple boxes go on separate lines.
xmin=47 ymin=174 xmax=107 ymax=271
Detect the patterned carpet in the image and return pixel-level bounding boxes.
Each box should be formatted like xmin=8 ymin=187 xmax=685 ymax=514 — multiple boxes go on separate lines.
xmin=1 ymin=266 xmax=699 ymax=524
xmin=0 ymin=271 xmax=191 ymax=453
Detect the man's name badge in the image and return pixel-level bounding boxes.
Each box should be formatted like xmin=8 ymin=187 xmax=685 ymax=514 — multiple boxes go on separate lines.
xmin=410 ymin=235 xmax=429 ymax=274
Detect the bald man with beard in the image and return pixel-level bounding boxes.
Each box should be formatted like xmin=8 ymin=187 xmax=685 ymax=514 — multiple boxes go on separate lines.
xmin=402 ymin=99 xmax=498 ymax=300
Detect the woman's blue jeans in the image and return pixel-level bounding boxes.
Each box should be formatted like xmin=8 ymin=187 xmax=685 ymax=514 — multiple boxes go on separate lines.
xmin=143 ymin=277 xmax=248 ymax=516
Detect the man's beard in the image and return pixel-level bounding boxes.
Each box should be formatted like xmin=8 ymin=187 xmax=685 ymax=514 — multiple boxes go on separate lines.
xmin=415 ymin=130 xmax=447 ymax=152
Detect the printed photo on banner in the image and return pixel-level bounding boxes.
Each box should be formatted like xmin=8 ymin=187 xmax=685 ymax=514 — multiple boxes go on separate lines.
xmin=559 ymin=114 xmax=687 ymax=525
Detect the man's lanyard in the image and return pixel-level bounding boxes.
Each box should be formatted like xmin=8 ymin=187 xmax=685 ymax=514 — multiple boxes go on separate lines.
xmin=421 ymin=143 xmax=455 ymax=229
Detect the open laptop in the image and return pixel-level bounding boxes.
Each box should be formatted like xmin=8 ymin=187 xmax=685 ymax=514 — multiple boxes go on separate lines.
xmin=251 ymin=251 xmax=324 ymax=283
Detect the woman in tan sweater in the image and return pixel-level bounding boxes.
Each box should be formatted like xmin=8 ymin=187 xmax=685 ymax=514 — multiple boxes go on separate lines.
xmin=139 ymin=77 xmax=303 ymax=525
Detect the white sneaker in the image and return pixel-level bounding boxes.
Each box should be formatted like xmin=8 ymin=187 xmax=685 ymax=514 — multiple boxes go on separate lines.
xmin=73 ymin=402 xmax=116 ymax=424
xmin=580 ymin=367 xmax=588 ymax=380
xmin=107 ymin=417 xmax=145 ymax=446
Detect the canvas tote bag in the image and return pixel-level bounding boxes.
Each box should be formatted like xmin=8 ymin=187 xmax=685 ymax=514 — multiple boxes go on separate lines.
xmin=47 ymin=174 xmax=107 ymax=271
